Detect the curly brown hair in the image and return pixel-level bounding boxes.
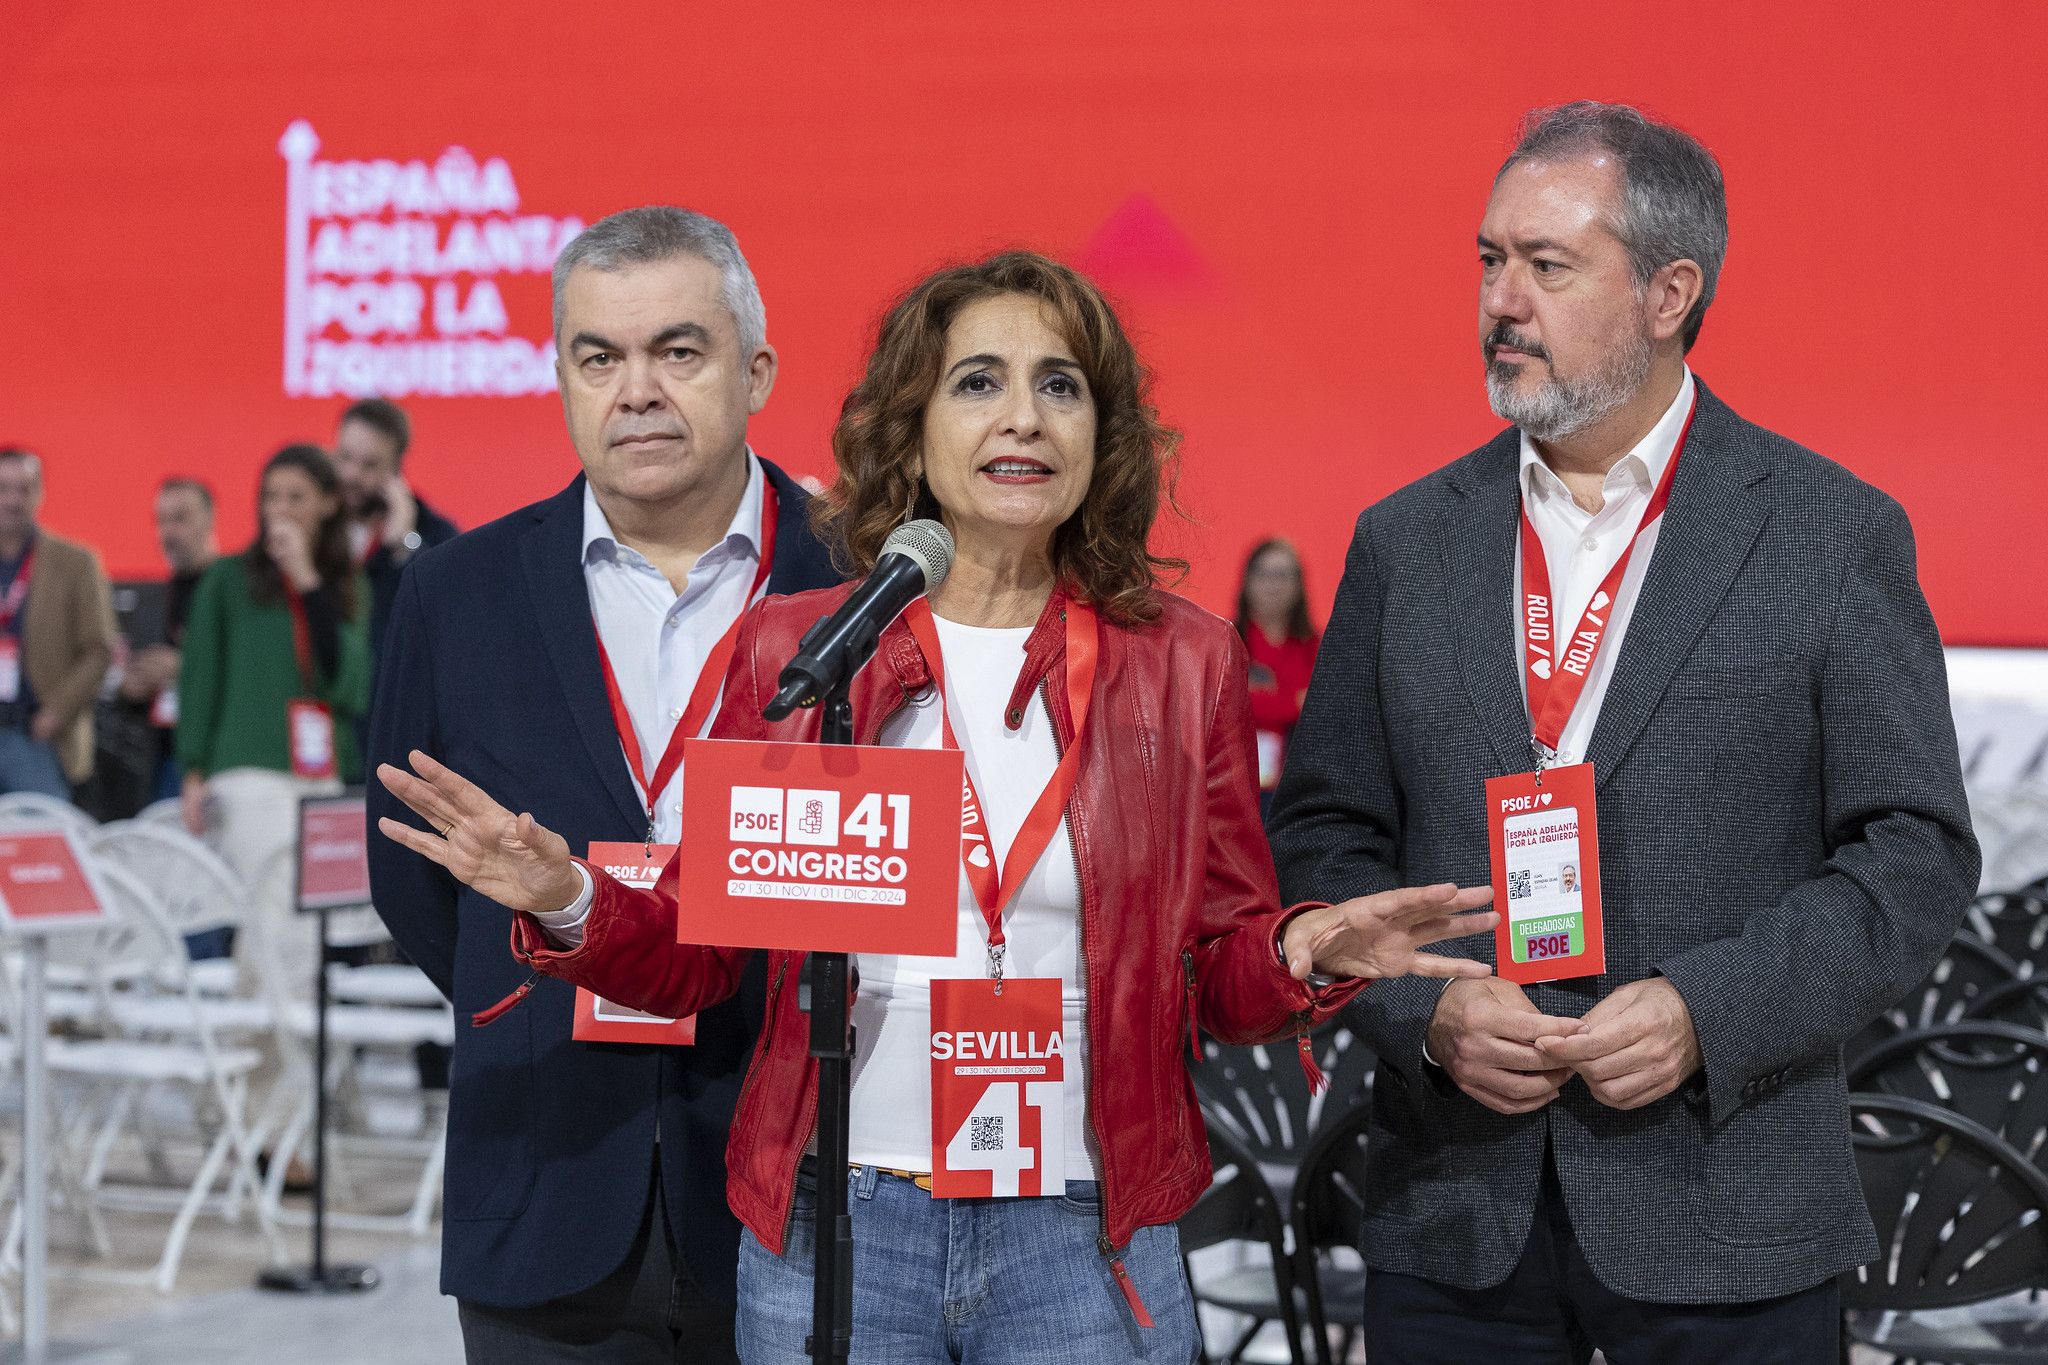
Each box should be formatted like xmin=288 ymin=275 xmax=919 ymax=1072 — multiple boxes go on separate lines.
xmin=810 ymin=251 xmax=1183 ymax=625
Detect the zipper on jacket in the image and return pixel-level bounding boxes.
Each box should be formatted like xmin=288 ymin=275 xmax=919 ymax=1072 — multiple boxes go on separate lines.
xmin=1181 ymin=949 xmax=1200 ymax=1064
xmin=471 ymin=969 xmax=541 ymax=1027
xmin=1098 ymin=1233 xmax=1156 ymax=1328
xmin=1293 ymin=1008 xmax=1327 ymax=1095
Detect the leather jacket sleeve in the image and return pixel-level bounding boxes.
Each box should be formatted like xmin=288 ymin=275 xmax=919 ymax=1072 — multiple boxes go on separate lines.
xmin=1189 ymin=627 xmax=1364 ymax=1043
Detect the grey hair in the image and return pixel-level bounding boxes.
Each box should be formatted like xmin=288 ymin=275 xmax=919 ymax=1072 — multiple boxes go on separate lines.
xmin=1498 ymin=101 xmax=1728 ymax=352
xmin=551 ymin=206 xmax=768 ymax=356
xmin=0 ymin=447 xmax=43 ymax=486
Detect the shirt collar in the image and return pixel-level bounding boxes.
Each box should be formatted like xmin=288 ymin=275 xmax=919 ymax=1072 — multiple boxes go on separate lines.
xmin=1519 ymin=368 xmax=1695 ymax=507
xmin=582 ymin=451 xmax=767 ymax=568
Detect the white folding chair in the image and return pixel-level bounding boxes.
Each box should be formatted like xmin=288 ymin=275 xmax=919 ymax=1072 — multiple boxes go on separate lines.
xmin=22 ymin=860 xmax=284 ymax=1293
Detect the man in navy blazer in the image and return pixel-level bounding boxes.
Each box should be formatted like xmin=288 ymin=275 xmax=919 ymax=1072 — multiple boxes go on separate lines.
xmin=368 ymin=208 xmax=839 ymax=1363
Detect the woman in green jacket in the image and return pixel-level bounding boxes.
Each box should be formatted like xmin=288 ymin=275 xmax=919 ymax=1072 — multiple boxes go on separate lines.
xmin=177 ymin=444 xmax=369 ymax=868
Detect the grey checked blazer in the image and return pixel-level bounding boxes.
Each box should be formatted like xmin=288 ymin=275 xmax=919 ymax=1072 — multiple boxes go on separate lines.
xmin=1267 ymin=380 xmax=1980 ymax=1304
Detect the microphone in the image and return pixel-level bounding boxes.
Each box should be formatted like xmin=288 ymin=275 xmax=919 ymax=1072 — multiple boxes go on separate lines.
xmin=763 ymin=519 xmax=954 ymax=721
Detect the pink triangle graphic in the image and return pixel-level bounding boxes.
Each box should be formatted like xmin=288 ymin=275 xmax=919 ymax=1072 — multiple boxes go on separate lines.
xmin=1071 ymin=193 xmax=1218 ymax=301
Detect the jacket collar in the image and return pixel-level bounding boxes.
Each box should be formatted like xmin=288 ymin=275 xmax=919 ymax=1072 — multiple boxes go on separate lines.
xmin=519 ymin=476 xmax=646 ymax=831
xmin=875 ymin=587 xmax=1073 ymax=733
xmin=1441 ymin=378 xmax=1771 ymax=787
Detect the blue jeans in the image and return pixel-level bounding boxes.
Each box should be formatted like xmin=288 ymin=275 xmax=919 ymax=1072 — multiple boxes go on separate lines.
xmin=0 ymin=728 xmax=70 ymax=799
xmin=738 ymin=1164 xmax=1198 ymax=1364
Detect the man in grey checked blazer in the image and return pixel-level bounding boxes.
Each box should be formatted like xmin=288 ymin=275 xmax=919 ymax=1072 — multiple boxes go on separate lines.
xmin=1268 ymin=102 xmax=1979 ymax=1363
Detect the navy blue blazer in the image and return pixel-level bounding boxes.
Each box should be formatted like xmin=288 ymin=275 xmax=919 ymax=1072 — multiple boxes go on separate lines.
xmin=366 ymin=460 xmax=841 ymax=1308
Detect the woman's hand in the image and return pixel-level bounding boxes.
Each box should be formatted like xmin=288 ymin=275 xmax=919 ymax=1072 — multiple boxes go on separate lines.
xmin=1281 ymin=883 xmax=1498 ymax=982
xmin=265 ymin=520 xmax=321 ymax=592
xmin=376 ymin=749 xmax=583 ymax=915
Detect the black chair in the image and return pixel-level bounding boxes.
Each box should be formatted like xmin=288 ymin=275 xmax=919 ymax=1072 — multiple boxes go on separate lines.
xmin=1179 ymin=1120 xmax=1307 ymax=1365
xmin=1193 ymin=1025 xmax=1375 ymax=1193
xmin=1968 ymin=892 xmax=2048 ymax=979
xmin=1843 ymin=1093 xmax=2048 ymax=1363
xmin=1849 ymin=1022 xmax=2048 ymax=1169
xmin=1287 ymin=1102 xmax=1372 ymax=1365
xmin=1849 ymin=934 xmax=2023 ymax=1066
xmin=1971 ymin=978 xmax=2048 ymax=1035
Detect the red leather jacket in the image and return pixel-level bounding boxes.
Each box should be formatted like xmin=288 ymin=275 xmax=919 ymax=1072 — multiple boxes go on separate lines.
xmin=509 ymin=583 xmax=1363 ymax=1256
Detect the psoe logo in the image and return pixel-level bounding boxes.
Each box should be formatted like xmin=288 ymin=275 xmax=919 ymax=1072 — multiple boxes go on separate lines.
xmin=728 ymin=786 xmax=842 ymax=848
xmin=278 ymin=120 xmax=584 ymax=400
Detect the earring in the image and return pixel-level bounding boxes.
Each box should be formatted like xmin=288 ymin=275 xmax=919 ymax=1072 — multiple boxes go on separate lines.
xmin=905 ymin=476 xmax=920 ymax=522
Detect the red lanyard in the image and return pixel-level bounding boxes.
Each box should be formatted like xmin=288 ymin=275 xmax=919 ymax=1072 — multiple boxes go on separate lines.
xmin=902 ymin=595 xmax=1098 ymax=983
xmin=282 ymin=580 xmax=316 ymax=688
xmin=595 ymin=484 xmax=779 ymax=840
xmin=1518 ymin=403 xmax=1696 ymax=760
xmin=0 ymin=545 xmax=35 ymax=631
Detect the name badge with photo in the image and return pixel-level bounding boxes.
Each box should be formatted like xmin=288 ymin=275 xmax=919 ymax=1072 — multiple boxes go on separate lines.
xmin=1484 ymin=761 xmax=1605 ymax=984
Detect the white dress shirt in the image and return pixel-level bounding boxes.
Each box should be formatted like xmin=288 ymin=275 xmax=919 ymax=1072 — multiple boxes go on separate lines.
xmin=1514 ymin=369 xmax=1696 ymax=767
xmin=582 ymin=453 xmax=767 ymax=840
xmin=850 ymin=615 xmax=1098 ymax=1179
xmin=530 ymin=455 xmax=767 ymax=936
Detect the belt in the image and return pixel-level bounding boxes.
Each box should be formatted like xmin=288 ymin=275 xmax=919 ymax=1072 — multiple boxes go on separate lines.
xmin=798 ymin=1154 xmax=934 ymax=1192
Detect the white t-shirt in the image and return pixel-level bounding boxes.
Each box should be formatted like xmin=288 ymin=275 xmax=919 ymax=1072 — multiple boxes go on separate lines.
xmin=848 ymin=614 xmax=1099 ymax=1179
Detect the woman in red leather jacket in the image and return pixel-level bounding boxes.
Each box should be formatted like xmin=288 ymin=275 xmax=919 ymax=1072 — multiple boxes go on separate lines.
xmin=379 ymin=251 xmax=1494 ymax=1363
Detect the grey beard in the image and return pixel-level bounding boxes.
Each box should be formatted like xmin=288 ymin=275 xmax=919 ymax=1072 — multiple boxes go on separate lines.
xmin=1486 ymin=328 xmax=1653 ymax=442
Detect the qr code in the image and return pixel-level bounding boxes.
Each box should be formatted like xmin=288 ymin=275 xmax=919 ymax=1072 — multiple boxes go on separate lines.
xmin=1507 ymin=869 xmax=1532 ymax=900
xmin=969 ymin=1115 xmax=1005 ymax=1152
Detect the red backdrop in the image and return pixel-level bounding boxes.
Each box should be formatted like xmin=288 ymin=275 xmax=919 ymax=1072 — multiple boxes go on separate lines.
xmin=3 ymin=1 xmax=2039 ymax=644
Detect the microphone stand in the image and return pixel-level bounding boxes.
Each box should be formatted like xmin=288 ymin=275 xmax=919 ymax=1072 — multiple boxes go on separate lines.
xmin=799 ymin=678 xmax=857 ymax=1365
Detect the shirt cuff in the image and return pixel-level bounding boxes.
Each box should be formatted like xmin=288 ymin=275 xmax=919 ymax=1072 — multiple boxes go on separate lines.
xmin=528 ymin=863 xmax=595 ymax=947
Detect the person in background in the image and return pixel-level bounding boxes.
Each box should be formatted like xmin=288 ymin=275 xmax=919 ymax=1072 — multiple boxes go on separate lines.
xmin=1235 ymin=537 xmax=1320 ymax=809
xmin=332 ymin=396 xmax=460 ymax=658
xmin=118 ymin=477 xmax=219 ymax=802
xmin=0 ymin=446 xmax=116 ymax=801
xmin=177 ymin=445 xmax=368 ymax=896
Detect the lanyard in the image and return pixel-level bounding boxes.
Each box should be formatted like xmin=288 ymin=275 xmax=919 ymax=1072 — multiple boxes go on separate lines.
xmin=595 ymin=483 xmax=779 ymax=845
xmin=1518 ymin=403 xmax=1696 ymax=764
xmin=282 ymin=580 xmax=316 ymax=689
xmin=902 ymin=595 xmax=1098 ymax=986
xmin=0 ymin=545 xmax=35 ymax=630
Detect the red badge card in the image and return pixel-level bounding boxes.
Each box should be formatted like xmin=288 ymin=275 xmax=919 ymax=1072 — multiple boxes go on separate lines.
xmin=1484 ymin=761 xmax=1605 ymax=984
xmin=297 ymin=794 xmax=371 ymax=911
xmin=675 ymin=738 xmax=962 ymax=956
xmin=0 ymin=831 xmax=108 ymax=933
xmin=929 ymin=976 xmax=1066 ymax=1199
xmin=574 ymin=843 xmax=695 ymax=1045
xmin=288 ymin=699 xmax=337 ymax=780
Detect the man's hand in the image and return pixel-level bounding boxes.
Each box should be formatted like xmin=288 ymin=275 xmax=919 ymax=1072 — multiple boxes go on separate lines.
xmin=377 ymin=749 xmax=582 ymax=915
xmin=381 ymin=476 xmax=418 ymax=550
xmin=1534 ymin=976 xmax=1701 ymax=1111
xmin=28 ymin=708 xmax=58 ymax=744
xmin=1281 ymin=883 xmax=1498 ymax=982
xmin=1427 ymin=977 xmax=1584 ymax=1116
xmin=120 ymin=644 xmax=179 ymax=700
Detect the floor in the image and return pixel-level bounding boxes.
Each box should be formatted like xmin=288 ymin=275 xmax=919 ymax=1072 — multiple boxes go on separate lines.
xmin=11 ymin=1241 xmax=458 ymax=1365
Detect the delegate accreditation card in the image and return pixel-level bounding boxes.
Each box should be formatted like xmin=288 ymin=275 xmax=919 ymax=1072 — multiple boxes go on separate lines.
xmin=929 ymin=976 xmax=1065 ymax=1198
xmin=572 ymin=842 xmax=696 ymax=1045
xmin=1485 ymin=761 xmax=1604 ymax=984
